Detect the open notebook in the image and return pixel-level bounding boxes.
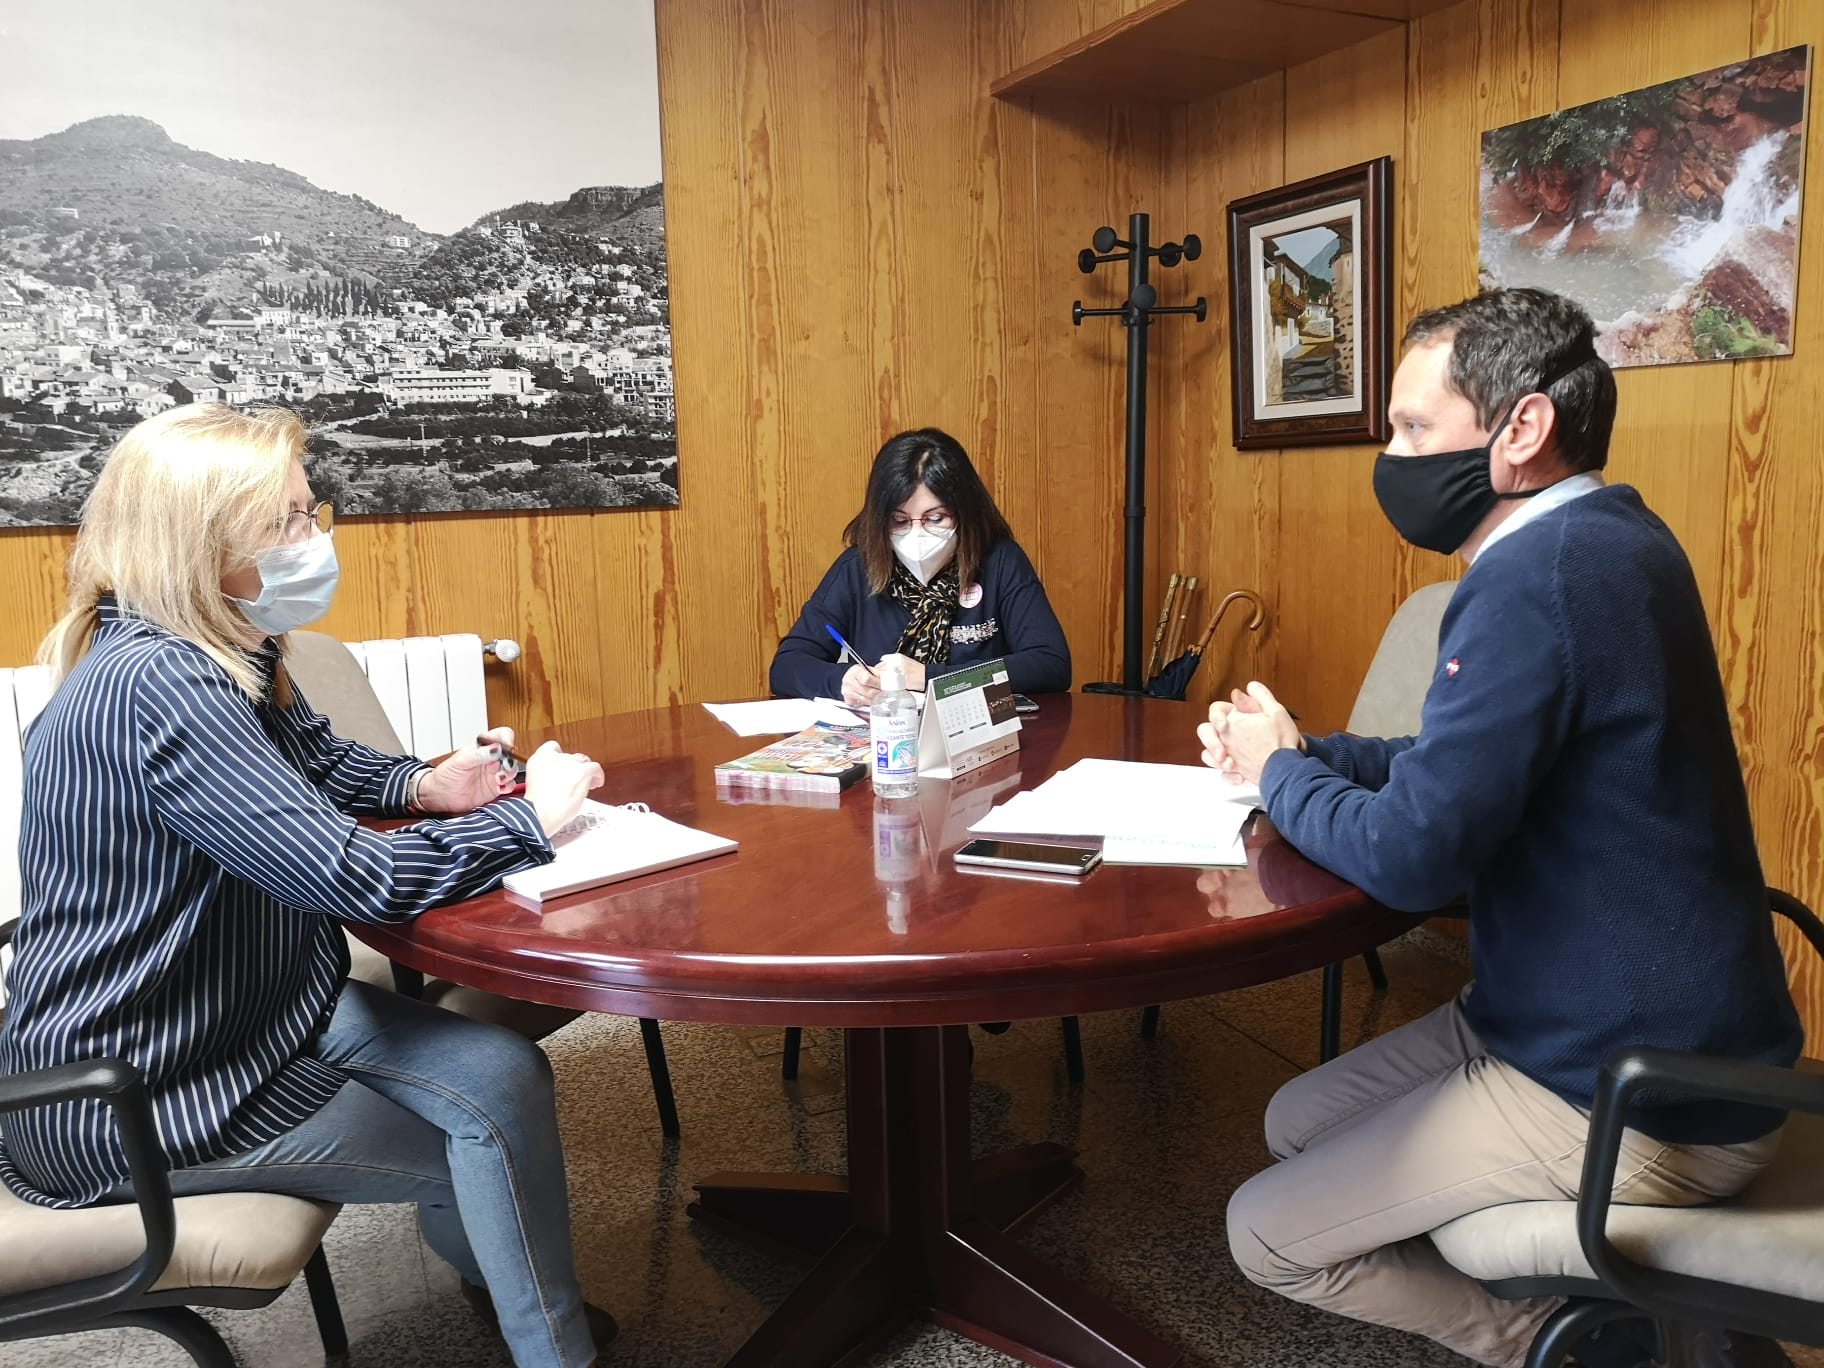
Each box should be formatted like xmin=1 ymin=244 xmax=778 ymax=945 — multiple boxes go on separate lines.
xmin=501 ymin=800 xmax=738 ymax=903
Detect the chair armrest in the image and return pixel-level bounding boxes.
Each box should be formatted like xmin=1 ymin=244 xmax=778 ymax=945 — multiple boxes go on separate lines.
xmin=1770 ymin=886 xmax=1824 ymax=962
xmin=1576 ymin=1045 xmax=1824 ymax=1340
xmin=0 ymin=1057 xmax=178 ymax=1331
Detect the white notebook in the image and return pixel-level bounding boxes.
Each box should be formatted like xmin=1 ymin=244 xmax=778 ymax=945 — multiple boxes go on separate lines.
xmin=501 ymin=800 xmax=738 ymax=903
xmin=1101 ymin=831 xmax=1246 ymax=867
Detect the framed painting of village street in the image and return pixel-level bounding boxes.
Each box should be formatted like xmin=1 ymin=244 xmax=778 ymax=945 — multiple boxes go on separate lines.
xmin=1227 ymin=157 xmax=1392 ymax=450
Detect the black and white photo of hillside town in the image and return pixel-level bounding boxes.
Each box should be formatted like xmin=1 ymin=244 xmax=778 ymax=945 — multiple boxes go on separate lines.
xmin=0 ymin=0 xmax=675 ymax=526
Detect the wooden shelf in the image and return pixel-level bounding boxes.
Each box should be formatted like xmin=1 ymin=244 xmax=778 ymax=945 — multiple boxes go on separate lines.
xmin=991 ymin=0 xmax=1463 ymax=103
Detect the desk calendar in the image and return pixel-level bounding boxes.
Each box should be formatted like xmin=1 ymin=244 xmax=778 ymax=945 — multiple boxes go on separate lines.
xmin=916 ymin=659 xmax=1022 ymax=780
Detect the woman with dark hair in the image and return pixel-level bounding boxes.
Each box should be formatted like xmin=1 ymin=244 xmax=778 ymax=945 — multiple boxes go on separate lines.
xmin=770 ymin=427 xmax=1070 ymax=706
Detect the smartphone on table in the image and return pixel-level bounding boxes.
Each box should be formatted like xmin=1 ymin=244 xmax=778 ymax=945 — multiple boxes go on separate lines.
xmin=953 ymin=839 xmax=1101 ymax=877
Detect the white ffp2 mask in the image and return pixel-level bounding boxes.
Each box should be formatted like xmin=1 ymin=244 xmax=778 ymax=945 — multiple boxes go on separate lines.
xmin=892 ymin=526 xmax=955 ymax=585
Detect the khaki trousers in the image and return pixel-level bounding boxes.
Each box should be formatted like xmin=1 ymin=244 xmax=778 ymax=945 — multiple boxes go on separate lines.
xmin=1226 ymin=992 xmax=1780 ymax=1367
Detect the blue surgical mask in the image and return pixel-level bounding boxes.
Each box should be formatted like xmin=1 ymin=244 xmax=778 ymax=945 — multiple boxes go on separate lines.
xmin=227 ymin=533 xmax=339 ymax=635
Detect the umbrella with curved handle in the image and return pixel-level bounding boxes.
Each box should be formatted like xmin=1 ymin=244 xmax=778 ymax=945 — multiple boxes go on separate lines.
xmin=1144 ymin=587 xmax=1267 ymax=700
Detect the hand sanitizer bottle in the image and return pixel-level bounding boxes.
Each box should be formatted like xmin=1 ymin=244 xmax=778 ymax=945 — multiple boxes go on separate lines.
xmin=870 ymin=660 xmax=919 ymax=798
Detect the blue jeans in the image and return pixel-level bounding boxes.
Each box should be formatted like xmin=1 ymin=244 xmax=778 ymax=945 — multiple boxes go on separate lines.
xmin=162 ymin=978 xmax=596 ymax=1368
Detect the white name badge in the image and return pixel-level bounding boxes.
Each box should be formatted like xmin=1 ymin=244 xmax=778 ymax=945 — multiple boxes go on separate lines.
xmin=916 ymin=658 xmax=1021 ymax=780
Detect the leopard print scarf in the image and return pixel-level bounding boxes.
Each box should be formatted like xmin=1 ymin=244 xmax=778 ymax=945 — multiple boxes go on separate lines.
xmin=887 ymin=561 xmax=960 ymax=668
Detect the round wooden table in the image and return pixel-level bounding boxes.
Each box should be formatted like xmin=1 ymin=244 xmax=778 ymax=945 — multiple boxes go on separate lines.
xmin=355 ymin=693 xmax=1422 ymax=1368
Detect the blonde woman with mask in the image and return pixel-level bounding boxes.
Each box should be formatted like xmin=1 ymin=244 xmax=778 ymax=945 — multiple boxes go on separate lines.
xmin=0 ymin=404 xmax=616 ymax=1368
xmin=769 ymin=427 xmax=1070 ymax=707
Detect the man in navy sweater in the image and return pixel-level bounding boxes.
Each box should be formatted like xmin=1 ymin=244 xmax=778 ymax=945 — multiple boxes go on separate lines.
xmin=1206 ymin=288 xmax=1800 ymax=1368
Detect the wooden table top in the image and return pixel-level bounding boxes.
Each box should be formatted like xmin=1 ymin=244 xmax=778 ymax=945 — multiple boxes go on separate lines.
xmin=354 ymin=693 xmax=1422 ymax=1026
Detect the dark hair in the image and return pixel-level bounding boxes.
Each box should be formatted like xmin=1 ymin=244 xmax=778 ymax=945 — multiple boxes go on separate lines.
xmin=1402 ymin=287 xmax=1618 ymax=473
xmin=844 ymin=428 xmax=1011 ymax=593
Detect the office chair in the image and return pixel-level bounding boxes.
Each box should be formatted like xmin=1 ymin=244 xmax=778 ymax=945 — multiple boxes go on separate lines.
xmin=0 ymin=920 xmax=347 ymax=1368
xmin=1429 ymin=888 xmax=1824 ymax=1368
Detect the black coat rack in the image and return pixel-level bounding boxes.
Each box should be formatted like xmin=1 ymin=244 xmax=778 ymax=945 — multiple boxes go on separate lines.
xmin=1074 ymin=212 xmax=1207 ymax=696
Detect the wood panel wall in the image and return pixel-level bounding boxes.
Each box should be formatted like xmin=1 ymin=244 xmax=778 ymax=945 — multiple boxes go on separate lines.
xmin=0 ymin=0 xmax=1158 ymax=734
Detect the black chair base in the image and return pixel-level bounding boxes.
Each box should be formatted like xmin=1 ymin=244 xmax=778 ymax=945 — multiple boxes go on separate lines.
xmin=1319 ymin=949 xmax=1388 ymax=1062
xmin=1136 ymin=947 xmax=1390 ymax=1062
xmin=95 ymin=1307 xmax=238 ymax=1368
xmin=1061 ymin=1015 xmax=1084 ymax=1083
xmin=1523 ymin=1297 xmax=1652 ymax=1368
xmin=639 ymin=1018 xmax=680 ymax=1140
xmin=1494 ymin=1292 xmax=1799 ymax=1368
xmin=6 ymin=1249 xmax=347 ymax=1368
xmin=302 ymin=1247 xmax=348 ymax=1356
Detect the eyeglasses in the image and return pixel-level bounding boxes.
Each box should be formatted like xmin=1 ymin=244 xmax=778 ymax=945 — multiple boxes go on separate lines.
xmin=278 ymin=501 xmax=335 ymax=543
xmin=889 ymin=510 xmax=954 ymax=533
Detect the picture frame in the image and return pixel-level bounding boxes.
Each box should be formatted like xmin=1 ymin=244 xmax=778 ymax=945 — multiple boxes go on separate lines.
xmin=0 ymin=1 xmax=679 ymax=526
xmin=1227 ymin=156 xmax=1393 ymax=449
xmin=1479 ymin=47 xmax=1809 ymax=368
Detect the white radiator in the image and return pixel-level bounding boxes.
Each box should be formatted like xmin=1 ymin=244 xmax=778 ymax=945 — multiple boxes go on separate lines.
xmin=2 ymin=664 xmax=54 ymax=930
xmin=342 ymin=633 xmax=502 ymax=761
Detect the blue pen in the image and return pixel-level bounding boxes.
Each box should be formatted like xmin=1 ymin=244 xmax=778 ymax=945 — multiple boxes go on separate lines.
xmin=824 ymin=624 xmax=878 ymax=677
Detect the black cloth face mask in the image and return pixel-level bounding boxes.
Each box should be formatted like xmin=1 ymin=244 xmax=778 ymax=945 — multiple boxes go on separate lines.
xmin=1371 ymin=407 xmax=1542 ymax=555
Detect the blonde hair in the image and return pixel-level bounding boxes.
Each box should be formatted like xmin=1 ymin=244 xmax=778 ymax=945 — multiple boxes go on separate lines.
xmin=39 ymin=404 xmax=306 ymax=701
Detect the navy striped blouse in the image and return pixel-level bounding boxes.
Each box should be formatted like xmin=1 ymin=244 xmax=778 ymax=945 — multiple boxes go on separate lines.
xmin=0 ymin=600 xmax=554 ymax=1207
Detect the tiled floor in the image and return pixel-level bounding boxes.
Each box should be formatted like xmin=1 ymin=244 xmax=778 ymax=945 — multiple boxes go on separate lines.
xmin=12 ymin=933 xmax=1818 ymax=1368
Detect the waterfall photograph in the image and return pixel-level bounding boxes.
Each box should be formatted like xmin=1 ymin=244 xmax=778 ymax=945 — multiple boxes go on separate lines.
xmin=1479 ymin=46 xmax=1810 ymax=368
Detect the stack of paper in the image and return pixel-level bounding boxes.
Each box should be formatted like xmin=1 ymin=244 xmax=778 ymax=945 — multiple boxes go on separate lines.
xmin=968 ymin=758 xmax=1260 ymax=867
xmin=702 ymin=698 xmax=864 ymax=736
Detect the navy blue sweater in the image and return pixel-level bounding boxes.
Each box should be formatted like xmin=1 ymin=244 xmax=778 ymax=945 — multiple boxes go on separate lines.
xmin=1261 ymin=485 xmax=1800 ymax=1143
xmin=769 ymin=538 xmax=1071 ymax=699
